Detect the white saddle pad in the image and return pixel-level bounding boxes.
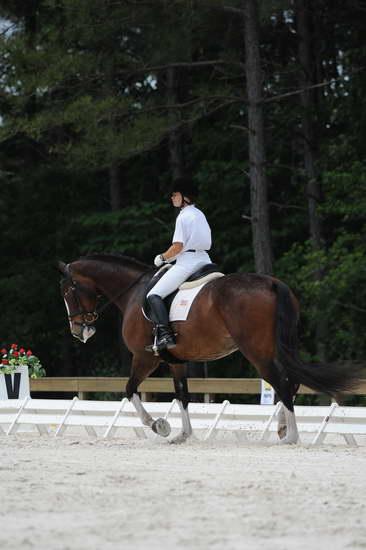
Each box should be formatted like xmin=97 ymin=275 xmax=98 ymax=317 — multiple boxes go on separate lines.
xmin=169 ymin=273 xmax=224 ymax=322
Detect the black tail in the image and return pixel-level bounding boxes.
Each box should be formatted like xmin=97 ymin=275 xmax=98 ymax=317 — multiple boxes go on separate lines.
xmin=273 ymin=281 xmax=362 ymax=397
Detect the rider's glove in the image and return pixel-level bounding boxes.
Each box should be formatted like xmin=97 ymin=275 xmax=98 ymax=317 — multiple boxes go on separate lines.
xmin=154 ymin=254 xmax=166 ymax=267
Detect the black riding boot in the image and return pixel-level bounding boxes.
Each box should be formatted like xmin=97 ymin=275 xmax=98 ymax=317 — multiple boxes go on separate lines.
xmin=146 ymin=294 xmax=176 ymax=352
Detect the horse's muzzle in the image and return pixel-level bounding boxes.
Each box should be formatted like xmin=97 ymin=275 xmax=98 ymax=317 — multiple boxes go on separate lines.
xmin=71 ymin=323 xmax=96 ymax=343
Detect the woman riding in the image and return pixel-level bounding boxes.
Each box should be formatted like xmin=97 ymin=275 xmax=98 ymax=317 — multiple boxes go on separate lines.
xmin=146 ymin=177 xmax=212 ymax=352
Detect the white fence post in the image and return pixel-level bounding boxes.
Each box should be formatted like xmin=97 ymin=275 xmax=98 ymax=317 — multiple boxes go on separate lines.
xmin=204 ymin=400 xmax=230 ymax=440
xmin=259 ymin=402 xmax=282 ymax=442
xmin=103 ymin=397 xmax=128 ymax=439
xmin=55 ymin=397 xmax=78 ymax=437
xmin=311 ymin=402 xmax=338 ymax=445
xmin=6 ymin=396 xmax=30 ymax=435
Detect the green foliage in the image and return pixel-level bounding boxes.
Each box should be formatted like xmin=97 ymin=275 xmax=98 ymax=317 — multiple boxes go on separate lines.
xmin=79 ymin=201 xmax=172 ymax=258
xmin=276 ymin=233 xmax=366 ymax=360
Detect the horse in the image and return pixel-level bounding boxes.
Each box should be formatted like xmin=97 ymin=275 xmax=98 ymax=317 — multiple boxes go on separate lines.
xmin=57 ymin=254 xmax=361 ymax=444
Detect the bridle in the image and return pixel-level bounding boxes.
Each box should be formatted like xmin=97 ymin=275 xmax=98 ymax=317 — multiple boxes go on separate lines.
xmin=61 ymin=267 xmax=99 ymax=328
xmin=61 ymin=264 xmax=154 ymax=328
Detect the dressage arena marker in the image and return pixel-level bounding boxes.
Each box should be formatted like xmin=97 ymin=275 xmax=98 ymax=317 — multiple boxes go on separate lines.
xmin=1 ymin=398 xmax=366 ymax=446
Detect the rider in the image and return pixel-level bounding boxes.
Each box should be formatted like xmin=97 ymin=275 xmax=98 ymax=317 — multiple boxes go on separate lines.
xmin=146 ymin=177 xmax=212 ymax=352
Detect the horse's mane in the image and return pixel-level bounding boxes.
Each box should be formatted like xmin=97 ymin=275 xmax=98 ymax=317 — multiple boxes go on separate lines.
xmin=80 ymin=254 xmax=150 ymax=272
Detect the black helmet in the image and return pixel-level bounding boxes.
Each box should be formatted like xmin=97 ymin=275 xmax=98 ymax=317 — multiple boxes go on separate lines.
xmin=171 ymin=176 xmax=197 ymax=203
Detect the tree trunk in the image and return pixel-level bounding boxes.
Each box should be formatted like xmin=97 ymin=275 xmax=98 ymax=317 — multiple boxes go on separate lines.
xmin=167 ymin=67 xmax=184 ymax=181
xmin=296 ymin=0 xmax=327 ymax=367
xmin=109 ymin=162 xmax=121 ymax=211
xmin=243 ymin=0 xmax=273 ymax=275
xmin=24 ymin=2 xmax=37 ymax=111
xmin=296 ymin=0 xmax=324 ymax=249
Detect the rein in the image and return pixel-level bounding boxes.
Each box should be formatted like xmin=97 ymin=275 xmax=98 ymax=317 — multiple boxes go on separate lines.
xmin=96 ymin=268 xmax=154 ymax=316
xmin=63 ymin=265 xmax=154 ymax=327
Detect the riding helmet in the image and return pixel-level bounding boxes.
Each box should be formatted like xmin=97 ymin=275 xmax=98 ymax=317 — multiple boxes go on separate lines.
xmin=171 ymin=176 xmax=197 ymax=203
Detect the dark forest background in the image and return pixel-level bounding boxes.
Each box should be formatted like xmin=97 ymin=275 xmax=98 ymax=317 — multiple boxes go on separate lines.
xmin=0 ymin=0 xmax=365 ymax=398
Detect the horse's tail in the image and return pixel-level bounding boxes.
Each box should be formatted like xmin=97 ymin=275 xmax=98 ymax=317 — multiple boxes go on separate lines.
xmin=273 ymin=280 xmax=362 ymax=397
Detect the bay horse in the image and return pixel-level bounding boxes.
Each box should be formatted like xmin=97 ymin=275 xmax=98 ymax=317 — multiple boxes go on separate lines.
xmin=58 ymin=254 xmax=360 ymax=444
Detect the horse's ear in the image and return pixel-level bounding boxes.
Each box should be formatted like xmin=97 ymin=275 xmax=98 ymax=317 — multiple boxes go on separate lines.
xmin=56 ymin=261 xmax=67 ymax=274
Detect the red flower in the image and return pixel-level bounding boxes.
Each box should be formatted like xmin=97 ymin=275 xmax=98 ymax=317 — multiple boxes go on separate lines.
xmin=26 ymin=350 xmax=33 ymax=355
xmin=1 ymin=348 xmax=7 ymax=354
xmin=11 ymin=344 xmax=18 ymax=349
xmin=13 ymin=351 xmax=19 ymax=357
xmin=2 ymin=359 xmax=8 ymax=364
xmin=19 ymin=348 xmax=25 ymax=353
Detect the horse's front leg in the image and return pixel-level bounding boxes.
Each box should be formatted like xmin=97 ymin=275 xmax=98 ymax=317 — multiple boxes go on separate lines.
xmin=126 ymin=355 xmax=171 ymax=438
xmin=276 ymin=402 xmax=287 ymax=440
xmin=168 ymin=364 xmax=193 ymax=444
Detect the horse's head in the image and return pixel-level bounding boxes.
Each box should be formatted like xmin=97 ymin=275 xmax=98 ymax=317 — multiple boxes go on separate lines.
xmin=57 ymin=261 xmax=99 ymax=343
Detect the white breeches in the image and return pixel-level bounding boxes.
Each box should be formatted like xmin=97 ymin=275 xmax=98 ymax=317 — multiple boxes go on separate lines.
xmin=147 ymin=250 xmax=211 ymax=299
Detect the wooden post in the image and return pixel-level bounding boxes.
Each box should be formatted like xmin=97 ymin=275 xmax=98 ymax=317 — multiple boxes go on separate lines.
xmin=78 ymin=391 xmax=89 ymax=400
xmin=141 ymin=392 xmax=153 ymax=402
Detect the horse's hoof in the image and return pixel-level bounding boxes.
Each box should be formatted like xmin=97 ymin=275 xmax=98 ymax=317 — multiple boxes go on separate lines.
xmin=151 ymin=418 xmax=171 ymax=437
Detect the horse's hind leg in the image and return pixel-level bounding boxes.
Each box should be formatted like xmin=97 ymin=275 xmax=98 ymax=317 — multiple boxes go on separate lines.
xmin=168 ymin=364 xmax=193 ymax=444
xmin=279 ymin=404 xmax=298 ymax=444
xmin=266 ymin=362 xmax=299 ymax=444
xmin=275 ymin=383 xmax=300 ymax=440
xmin=126 ymin=355 xmax=171 ymax=437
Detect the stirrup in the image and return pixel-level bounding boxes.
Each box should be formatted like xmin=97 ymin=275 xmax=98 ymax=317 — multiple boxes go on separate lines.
xmin=145 ymin=339 xmax=177 ymax=355
xmin=144 ymin=343 xmax=156 ymax=354
xmin=145 ymin=326 xmax=176 ymax=355
xmin=157 ymin=325 xmax=176 ymax=349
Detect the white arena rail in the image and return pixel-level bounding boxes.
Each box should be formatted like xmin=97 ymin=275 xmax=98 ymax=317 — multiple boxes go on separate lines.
xmin=1 ymin=398 xmax=366 ymax=446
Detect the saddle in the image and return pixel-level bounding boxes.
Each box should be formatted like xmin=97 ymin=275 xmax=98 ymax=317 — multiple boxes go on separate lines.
xmin=142 ymin=263 xmax=221 ymax=322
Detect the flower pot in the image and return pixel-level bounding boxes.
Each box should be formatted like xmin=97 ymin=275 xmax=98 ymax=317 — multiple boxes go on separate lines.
xmin=0 ymin=365 xmax=30 ymax=399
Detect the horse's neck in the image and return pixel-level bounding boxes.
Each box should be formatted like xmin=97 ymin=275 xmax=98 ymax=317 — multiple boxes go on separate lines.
xmin=78 ymin=260 xmax=147 ymax=308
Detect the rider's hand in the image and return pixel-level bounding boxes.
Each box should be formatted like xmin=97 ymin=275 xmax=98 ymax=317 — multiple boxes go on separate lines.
xmin=154 ymin=254 xmax=165 ymax=267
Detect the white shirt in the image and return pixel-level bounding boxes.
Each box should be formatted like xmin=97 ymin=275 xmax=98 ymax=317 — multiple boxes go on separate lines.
xmin=172 ymin=205 xmax=212 ymax=252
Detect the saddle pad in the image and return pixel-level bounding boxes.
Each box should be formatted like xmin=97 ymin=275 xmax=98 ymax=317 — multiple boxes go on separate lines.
xmin=169 ymin=282 xmax=207 ymax=322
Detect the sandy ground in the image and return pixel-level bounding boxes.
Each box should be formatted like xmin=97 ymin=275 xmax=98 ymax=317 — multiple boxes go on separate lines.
xmin=1 ymin=431 xmax=366 ymax=550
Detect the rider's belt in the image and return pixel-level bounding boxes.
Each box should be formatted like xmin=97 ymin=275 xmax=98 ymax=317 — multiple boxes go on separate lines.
xmin=186 ymin=249 xmax=207 ymax=252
